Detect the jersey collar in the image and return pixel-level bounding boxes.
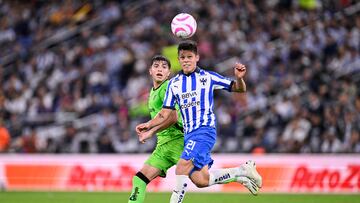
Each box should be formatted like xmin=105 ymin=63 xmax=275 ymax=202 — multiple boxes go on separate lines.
xmin=179 ymin=67 xmax=201 ymax=76
xmin=152 ymin=79 xmax=168 ymax=91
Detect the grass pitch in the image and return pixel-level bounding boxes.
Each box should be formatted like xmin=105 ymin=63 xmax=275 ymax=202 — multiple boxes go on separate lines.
xmin=0 ymin=192 xmax=359 ymax=203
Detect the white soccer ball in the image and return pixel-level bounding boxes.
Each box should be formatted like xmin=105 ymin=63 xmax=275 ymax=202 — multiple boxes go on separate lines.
xmin=171 ymin=13 xmax=197 ymax=39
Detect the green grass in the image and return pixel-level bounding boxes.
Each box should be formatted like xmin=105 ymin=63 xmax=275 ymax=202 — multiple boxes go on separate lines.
xmin=0 ymin=192 xmax=359 ymax=203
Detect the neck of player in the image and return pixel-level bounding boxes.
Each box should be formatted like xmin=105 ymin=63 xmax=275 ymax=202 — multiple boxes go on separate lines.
xmin=153 ymin=80 xmax=164 ymax=89
xmin=183 ymin=66 xmax=197 ymax=75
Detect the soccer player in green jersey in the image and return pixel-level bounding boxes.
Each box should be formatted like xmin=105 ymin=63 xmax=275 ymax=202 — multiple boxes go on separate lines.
xmin=128 ymin=55 xmax=184 ymax=203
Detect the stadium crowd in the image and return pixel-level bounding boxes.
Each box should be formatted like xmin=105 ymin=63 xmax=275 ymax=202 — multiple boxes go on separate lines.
xmin=0 ymin=0 xmax=359 ymax=154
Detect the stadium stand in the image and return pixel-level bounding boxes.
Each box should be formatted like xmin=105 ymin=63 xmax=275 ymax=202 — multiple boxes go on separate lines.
xmin=0 ymin=0 xmax=359 ymax=154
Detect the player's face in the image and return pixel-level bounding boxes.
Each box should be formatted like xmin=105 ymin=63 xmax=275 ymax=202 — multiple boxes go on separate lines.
xmin=149 ymin=60 xmax=171 ymax=83
xmin=178 ymin=50 xmax=199 ymax=74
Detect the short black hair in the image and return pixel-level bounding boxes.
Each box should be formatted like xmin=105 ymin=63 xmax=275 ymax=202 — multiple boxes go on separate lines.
xmin=151 ymin=55 xmax=171 ymax=69
xmin=178 ymin=40 xmax=198 ymax=54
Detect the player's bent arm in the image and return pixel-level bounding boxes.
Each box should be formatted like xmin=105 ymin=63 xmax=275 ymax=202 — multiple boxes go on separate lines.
xmin=137 ymin=109 xmax=176 ymax=143
xmin=232 ymin=63 xmax=247 ymax=93
xmin=147 ymin=108 xmax=174 ymax=129
xmin=151 ymin=109 xmax=178 ymax=133
xmin=231 ymin=77 xmax=246 ymax=93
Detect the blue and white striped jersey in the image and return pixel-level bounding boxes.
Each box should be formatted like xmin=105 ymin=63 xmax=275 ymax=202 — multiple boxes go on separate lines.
xmin=163 ymin=67 xmax=234 ymax=134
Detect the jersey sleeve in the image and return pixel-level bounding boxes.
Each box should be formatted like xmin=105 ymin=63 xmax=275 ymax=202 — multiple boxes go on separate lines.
xmin=163 ymin=80 xmax=176 ymax=109
xmin=209 ymin=71 xmax=234 ymax=92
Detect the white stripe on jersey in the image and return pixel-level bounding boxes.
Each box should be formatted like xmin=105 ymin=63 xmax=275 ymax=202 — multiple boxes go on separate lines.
xmin=186 ymin=73 xmax=194 ymax=132
xmin=163 ymin=67 xmax=233 ymax=134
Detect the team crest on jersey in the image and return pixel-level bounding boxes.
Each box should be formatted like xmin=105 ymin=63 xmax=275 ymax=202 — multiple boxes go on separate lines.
xmin=199 ymin=76 xmax=207 ymax=87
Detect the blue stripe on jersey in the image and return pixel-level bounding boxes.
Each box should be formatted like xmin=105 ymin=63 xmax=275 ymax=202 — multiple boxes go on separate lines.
xmin=208 ymin=71 xmax=226 ymax=79
xmin=207 ymin=78 xmax=214 ymax=126
xmin=191 ymin=73 xmax=197 ymax=133
xmin=208 ymin=71 xmax=232 ymax=91
xmin=182 ymin=75 xmax=190 ymax=131
xmin=213 ymin=81 xmax=231 ymax=89
xmin=199 ymin=71 xmax=206 ymax=127
xmin=200 ymin=88 xmax=205 ymax=125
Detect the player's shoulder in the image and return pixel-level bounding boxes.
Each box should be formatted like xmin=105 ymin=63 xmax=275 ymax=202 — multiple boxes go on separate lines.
xmin=169 ymin=74 xmax=181 ymax=85
xmin=205 ymin=70 xmax=227 ymax=79
xmin=161 ymin=80 xmax=169 ymax=87
xmin=198 ymin=68 xmax=209 ymax=75
xmin=205 ymin=69 xmax=219 ymax=76
xmin=157 ymin=80 xmax=169 ymax=92
xmin=195 ymin=67 xmax=215 ymax=76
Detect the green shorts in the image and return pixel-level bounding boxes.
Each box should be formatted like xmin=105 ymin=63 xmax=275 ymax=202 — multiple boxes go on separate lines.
xmin=145 ymin=137 xmax=184 ymax=177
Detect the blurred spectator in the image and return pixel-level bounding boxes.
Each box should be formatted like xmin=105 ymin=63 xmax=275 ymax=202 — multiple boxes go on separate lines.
xmin=279 ymin=111 xmax=311 ymax=153
xmin=71 ymin=130 xmax=97 ymax=153
xmin=113 ymin=130 xmax=139 ymax=153
xmin=321 ymin=129 xmax=343 ymax=153
xmin=0 ymin=119 xmax=10 ymax=152
xmin=97 ymin=132 xmax=116 ymax=153
xmin=344 ymin=129 xmax=360 ymax=153
xmin=42 ymin=137 xmax=58 ymax=153
xmin=16 ymin=127 xmax=39 ymax=153
xmin=57 ymin=123 xmax=77 ymax=153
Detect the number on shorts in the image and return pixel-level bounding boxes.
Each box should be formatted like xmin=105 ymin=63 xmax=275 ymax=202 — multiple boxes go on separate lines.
xmin=186 ymin=140 xmax=196 ymax=151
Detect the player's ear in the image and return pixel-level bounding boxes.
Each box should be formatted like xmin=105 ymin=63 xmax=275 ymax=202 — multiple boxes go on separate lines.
xmin=196 ymin=54 xmax=200 ymax=62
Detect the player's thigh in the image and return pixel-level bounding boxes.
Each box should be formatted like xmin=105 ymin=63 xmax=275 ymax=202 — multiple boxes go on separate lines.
xmin=189 ymin=165 xmax=210 ymax=188
xmin=180 ymin=131 xmax=216 ymax=171
xmin=140 ymin=164 xmax=162 ymax=181
xmin=167 ymin=136 xmax=184 ymax=164
xmin=175 ymin=158 xmax=194 ymax=175
xmin=145 ymin=145 xmax=176 ymax=178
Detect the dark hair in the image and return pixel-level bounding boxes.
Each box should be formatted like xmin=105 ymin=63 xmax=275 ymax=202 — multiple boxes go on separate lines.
xmin=178 ymin=40 xmax=198 ymax=54
xmin=151 ymin=55 xmax=171 ymax=69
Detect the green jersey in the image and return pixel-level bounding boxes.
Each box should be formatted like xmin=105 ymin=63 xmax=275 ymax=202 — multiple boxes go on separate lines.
xmin=148 ymin=80 xmax=183 ymax=146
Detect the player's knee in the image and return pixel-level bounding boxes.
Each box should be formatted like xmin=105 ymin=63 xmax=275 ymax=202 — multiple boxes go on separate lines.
xmin=175 ymin=165 xmax=189 ymax=175
xmin=193 ymin=179 xmax=208 ymax=188
xmin=190 ymin=173 xmax=209 ymax=188
xmin=175 ymin=159 xmax=193 ymax=175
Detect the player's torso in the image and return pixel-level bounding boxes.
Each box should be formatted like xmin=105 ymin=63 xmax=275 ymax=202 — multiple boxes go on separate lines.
xmin=170 ymin=71 xmax=215 ymax=133
xmin=148 ymin=80 xmax=183 ymax=143
xmin=149 ymin=81 xmax=168 ymax=119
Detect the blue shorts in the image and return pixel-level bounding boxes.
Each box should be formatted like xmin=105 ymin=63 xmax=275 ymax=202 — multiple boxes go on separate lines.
xmin=180 ymin=126 xmax=216 ymax=173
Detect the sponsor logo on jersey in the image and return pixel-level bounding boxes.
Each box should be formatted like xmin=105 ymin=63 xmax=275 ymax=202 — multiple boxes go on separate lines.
xmin=181 ymin=91 xmax=197 ymax=99
xmin=180 ymin=101 xmax=200 ymax=109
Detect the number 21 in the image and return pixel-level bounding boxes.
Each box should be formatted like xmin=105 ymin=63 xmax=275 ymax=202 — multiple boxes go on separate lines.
xmin=186 ymin=140 xmax=196 ymax=151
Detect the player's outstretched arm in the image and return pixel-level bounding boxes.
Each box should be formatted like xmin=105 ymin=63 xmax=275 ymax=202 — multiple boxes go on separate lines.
xmin=231 ymin=63 xmax=247 ymax=93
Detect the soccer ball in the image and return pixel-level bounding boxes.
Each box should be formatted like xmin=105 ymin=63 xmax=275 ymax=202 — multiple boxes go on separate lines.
xmin=171 ymin=13 xmax=197 ymax=39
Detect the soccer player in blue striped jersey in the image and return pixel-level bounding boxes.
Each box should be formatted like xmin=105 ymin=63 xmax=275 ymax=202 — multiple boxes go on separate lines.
xmin=136 ymin=40 xmax=262 ymax=202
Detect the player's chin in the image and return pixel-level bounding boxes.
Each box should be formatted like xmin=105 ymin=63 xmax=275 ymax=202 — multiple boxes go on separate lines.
xmin=182 ymin=66 xmax=193 ymax=73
